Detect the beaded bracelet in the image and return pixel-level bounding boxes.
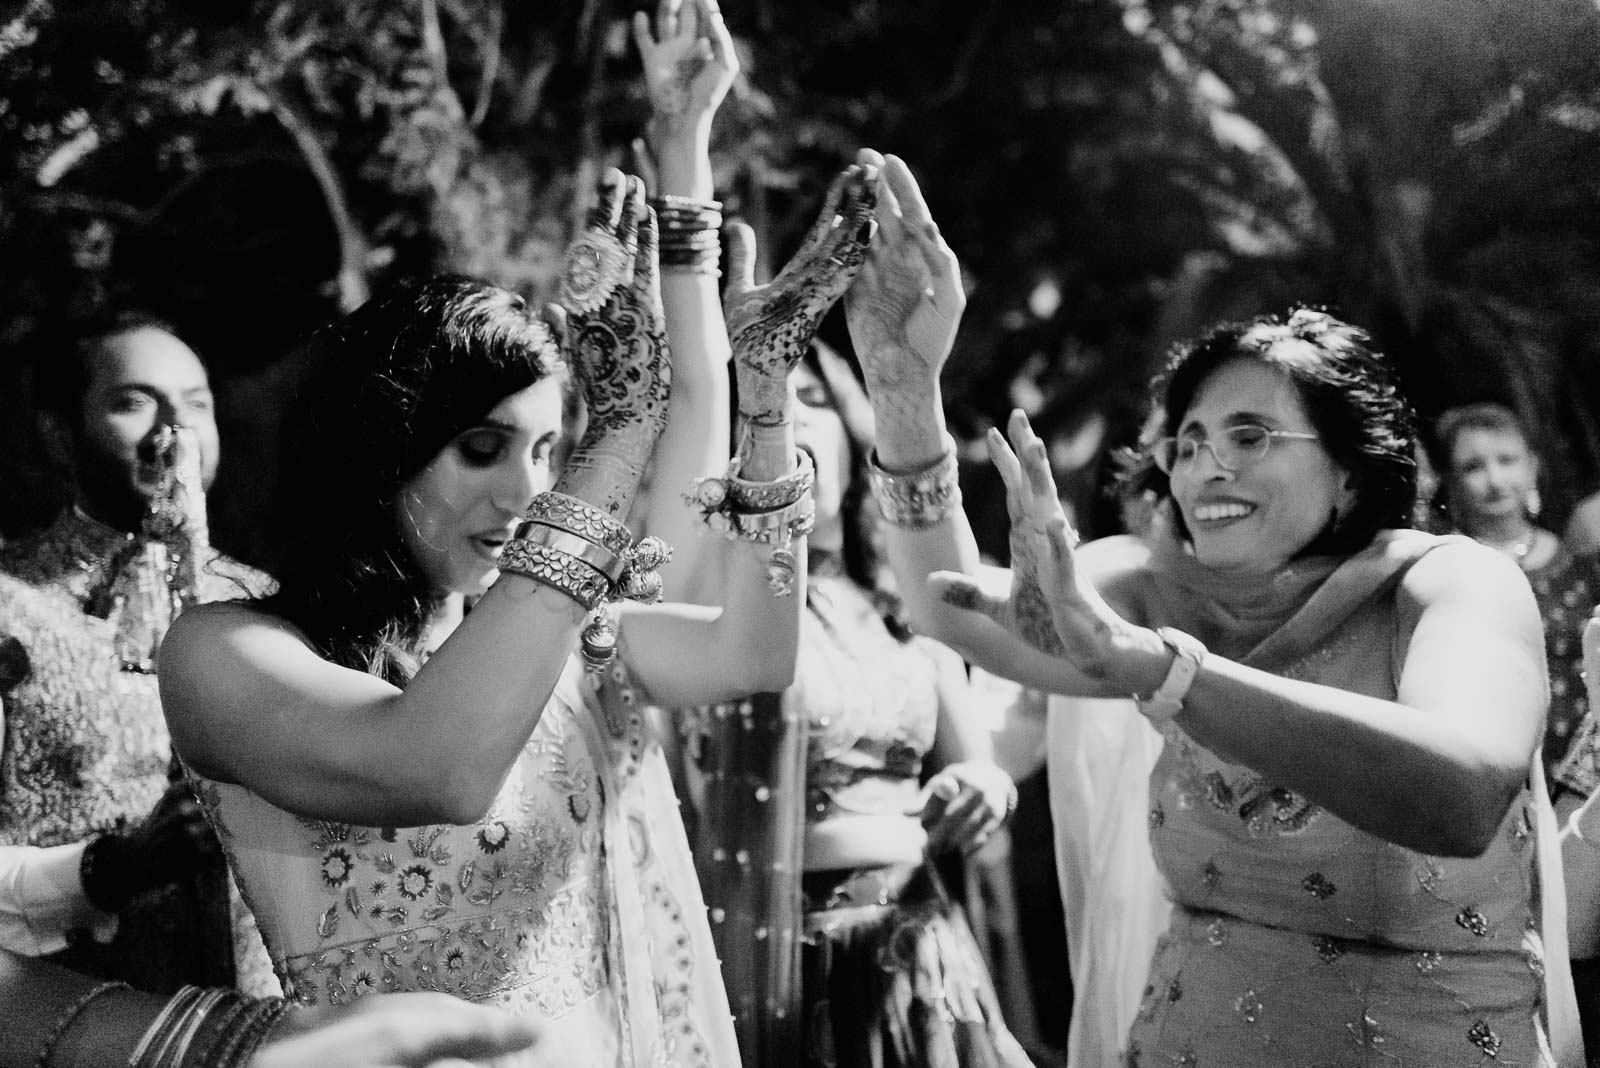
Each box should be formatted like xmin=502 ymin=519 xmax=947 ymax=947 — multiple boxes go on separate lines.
xmin=32 ymin=980 xmax=131 ymax=1068
xmin=866 ymin=435 xmax=962 ymax=529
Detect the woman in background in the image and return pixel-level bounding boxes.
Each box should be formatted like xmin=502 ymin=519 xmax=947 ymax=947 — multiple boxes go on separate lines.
xmin=1434 ymin=401 xmax=1600 ymax=795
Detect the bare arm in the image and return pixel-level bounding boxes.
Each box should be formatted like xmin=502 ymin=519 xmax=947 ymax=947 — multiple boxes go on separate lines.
xmin=633 ymin=0 xmax=737 ymax=602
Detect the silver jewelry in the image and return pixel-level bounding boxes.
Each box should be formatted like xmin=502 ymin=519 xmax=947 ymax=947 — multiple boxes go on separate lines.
xmin=868 ymin=436 xmax=961 ymax=529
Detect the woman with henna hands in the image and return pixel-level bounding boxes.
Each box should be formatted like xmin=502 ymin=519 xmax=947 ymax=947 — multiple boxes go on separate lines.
xmin=631 ymin=10 xmax=1033 ymax=1063
xmin=153 ymin=174 xmax=807 ymax=1067
xmin=839 ymin=149 xmax=1579 ymax=1066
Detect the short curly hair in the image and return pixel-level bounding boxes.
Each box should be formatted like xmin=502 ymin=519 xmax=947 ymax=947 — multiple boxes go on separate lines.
xmin=1121 ymin=307 xmax=1419 ymax=556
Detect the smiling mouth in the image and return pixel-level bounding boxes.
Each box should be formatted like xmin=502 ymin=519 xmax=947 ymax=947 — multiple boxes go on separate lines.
xmin=1192 ymin=502 xmax=1255 ymax=523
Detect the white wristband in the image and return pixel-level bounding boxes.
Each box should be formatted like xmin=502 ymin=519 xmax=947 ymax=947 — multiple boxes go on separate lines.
xmin=1135 ymin=627 xmax=1207 ymax=725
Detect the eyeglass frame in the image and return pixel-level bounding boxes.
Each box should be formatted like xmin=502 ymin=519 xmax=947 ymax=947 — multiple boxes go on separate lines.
xmin=1151 ymin=424 xmax=1321 ymax=475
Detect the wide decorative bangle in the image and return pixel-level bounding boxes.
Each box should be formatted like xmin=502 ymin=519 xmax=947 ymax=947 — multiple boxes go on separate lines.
xmin=498 ymin=541 xmax=611 ymax=611
xmin=686 ymin=449 xmax=816 ymax=516
xmin=513 ymin=521 xmax=626 ymax=583
xmin=524 ymin=492 xmax=632 ymax=558
xmin=868 ymin=436 xmax=962 ymax=529
xmin=1134 ymin=627 xmax=1207 ymax=726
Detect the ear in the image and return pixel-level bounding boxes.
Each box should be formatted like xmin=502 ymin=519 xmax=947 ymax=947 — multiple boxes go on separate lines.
xmin=38 ymin=411 xmax=75 ymax=470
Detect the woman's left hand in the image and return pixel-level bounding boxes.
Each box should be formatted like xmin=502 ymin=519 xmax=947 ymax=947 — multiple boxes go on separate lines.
xmin=633 ymin=0 xmax=737 ymax=128
xmin=723 ymin=162 xmax=878 ymax=426
xmin=916 ymin=760 xmax=1017 ymax=856
xmin=930 ymin=410 xmax=1144 ymax=681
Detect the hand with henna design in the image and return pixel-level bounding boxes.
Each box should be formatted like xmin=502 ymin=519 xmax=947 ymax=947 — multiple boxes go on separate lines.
xmin=930 ymin=410 xmax=1150 ymax=680
xmin=844 ymin=150 xmax=965 ymax=399
xmin=723 ymin=162 xmax=878 ymax=428
xmin=556 ymin=171 xmax=672 ymax=517
xmin=633 ymin=0 xmax=737 ymax=129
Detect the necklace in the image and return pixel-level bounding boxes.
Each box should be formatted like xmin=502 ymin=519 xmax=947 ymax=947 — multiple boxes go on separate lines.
xmin=1478 ymin=530 xmax=1534 ymax=568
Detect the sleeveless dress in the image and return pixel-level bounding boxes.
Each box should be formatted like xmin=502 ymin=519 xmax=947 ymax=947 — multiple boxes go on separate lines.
xmin=190 ymin=651 xmax=740 ymax=1068
xmin=1121 ymin=529 xmax=1569 ymax=1067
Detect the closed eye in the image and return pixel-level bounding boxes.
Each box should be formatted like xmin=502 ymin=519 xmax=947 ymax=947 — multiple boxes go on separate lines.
xmin=456 ymin=430 xmax=506 ymax=466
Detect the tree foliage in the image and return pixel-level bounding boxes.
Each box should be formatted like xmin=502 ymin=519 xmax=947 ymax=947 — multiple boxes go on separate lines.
xmin=1 ymin=0 xmax=1596 ymax=549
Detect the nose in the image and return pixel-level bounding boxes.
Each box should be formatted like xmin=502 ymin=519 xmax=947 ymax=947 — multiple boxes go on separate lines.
xmin=492 ymin=455 xmax=546 ymax=517
xmin=1190 ymin=439 xmax=1236 ymax=479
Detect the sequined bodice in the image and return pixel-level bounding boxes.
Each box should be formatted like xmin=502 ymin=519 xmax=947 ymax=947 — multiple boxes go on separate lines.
xmin=796 ymin=575 xmax=939 ymax=823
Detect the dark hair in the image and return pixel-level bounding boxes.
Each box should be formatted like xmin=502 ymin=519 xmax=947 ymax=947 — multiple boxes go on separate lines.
xmin=804 ymin=342 xmax=911 ymax=640
xmin=31 ymin=309 xmax=196 ymax=427
xmin=1121 ymin=307 xmax=1418 ymax=556
xmin=260 ymin=275 xmax=564 ymax=686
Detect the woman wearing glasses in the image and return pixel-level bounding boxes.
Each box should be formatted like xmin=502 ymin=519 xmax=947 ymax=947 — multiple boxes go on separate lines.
xmin=839 ymin=156 xmax=1578 ymax=1068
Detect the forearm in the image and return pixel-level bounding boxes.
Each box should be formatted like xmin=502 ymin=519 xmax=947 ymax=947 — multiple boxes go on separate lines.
xmin=1170 ymin=655 xmax=1529 ymax=856
xmin=647 ymin=123 xmax=731 ymax=601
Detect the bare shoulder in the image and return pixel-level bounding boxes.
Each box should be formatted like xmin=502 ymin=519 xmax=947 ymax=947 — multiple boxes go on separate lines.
xmin=1399 ymin=536 xmax=1536 ymax=612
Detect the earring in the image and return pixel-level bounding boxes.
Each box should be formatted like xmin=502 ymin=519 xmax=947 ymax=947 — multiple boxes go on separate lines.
xmin=1526 ymin=488 xmax=1542 ymax=520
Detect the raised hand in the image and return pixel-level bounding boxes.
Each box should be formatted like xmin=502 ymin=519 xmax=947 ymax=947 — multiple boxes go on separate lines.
xmin=931 ymin=411 xmax=1131 ymax=675
xmin=557 ymin=170 xmax=671 ymax=517
xmin=844 ymin=151 xmax=965 ymax=397
xmin=633 ymin=0 xmax=737 ymax=127
xmin=722 ymin=162 xmax=877 ymax=427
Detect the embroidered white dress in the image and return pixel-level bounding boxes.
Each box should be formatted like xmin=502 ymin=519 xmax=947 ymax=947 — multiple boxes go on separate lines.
xmin=192 ymin=655 xmax=739 ymax=1068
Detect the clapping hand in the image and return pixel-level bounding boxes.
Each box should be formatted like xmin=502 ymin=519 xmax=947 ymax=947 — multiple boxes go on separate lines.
xmin=844 ymin=151 xmax=965 ymax=400
xmin=723 ymin=162 xmax=877 ymax=427
xmin=556 ymin=170 xmax=671 ymax=516
xmin=931 ymin=411 xmax=1134 ymax=677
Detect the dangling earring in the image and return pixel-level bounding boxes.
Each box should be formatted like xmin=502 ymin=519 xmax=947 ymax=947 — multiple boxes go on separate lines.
xmin=1526 ymin=488 xmax=1542 ymax=521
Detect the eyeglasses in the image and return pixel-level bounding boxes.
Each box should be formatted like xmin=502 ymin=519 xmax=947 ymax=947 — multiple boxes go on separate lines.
xmin=1152 ymin=424 xmax=1321 ymax=474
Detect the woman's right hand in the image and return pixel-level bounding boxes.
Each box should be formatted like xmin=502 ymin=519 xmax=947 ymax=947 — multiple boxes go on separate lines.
xmin=556 ymin=170 xmax=671 ymax=516
xmin=844 ymin=150 xmax=965 ymax=398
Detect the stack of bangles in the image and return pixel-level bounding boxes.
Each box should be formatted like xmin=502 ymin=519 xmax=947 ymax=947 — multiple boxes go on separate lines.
xmin=650 ymin=195 xmax=722 ymax=276
xmin=32 ymin=981 xmax=291 ymax=1068
xmin=498 ymin=492 xmax=673 ymax=669
xmin=866 ymin=434 xmax=963 ymax=529
xmin=684 ymin=450 xmax=817 ymax=596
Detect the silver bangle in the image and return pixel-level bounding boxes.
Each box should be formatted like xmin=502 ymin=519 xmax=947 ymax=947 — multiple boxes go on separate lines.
xmin=867 ymin=435 xmax=961 ymax=529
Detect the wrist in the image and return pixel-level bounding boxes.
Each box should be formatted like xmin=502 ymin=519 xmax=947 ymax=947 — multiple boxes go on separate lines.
xmin=1130 ymin=627 xmax=1207 ymax=725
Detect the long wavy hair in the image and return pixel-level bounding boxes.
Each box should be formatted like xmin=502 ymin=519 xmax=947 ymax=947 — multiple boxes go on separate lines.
xmin=1120 ymin=307 xmax=1419 ymax=556
xmin=260 ymin=275 xmax=564 ymax=686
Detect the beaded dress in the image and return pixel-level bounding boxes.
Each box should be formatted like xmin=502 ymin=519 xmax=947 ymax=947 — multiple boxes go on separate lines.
xmin=191 ymin=644 xmax=740 ymax=1068
xmin=0 ymin=507 xmax=275 ymax=994
xmin=1115 ymin=529 xmax=1571 ymax=1067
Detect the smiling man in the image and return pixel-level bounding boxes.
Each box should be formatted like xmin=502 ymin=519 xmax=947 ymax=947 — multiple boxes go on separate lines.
xmin=0 ymin=311 xmax=274 ymax=995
